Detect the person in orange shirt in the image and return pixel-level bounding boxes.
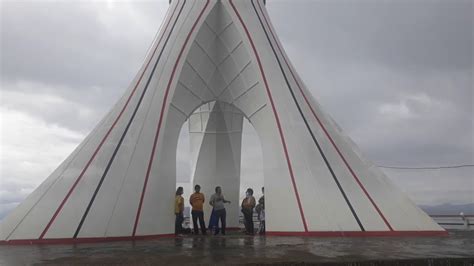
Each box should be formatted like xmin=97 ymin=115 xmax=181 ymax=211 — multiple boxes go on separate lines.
xmin=190 ymin=184 xmax=207 ymax=235
xmin=174 ymin=187 xmax=184 ymax=236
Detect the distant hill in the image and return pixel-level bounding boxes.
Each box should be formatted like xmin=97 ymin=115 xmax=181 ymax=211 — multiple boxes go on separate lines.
xmin=419 ymin=203 xmax=474 ymax=215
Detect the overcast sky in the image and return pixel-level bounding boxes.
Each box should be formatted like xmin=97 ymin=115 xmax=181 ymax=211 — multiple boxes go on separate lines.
xmin=0 ymin=0 xmax=472 ymax=220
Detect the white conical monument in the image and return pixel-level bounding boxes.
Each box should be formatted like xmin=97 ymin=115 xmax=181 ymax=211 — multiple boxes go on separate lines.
xmin=0 ymin=0 xmax=446 ymax=244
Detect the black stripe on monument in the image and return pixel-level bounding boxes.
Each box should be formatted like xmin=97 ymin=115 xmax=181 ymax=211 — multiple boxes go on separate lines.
xmin=251 ymin=0 xmax=365 ymax=231
xmin=73 ymin=0 xmax=187 ymax=238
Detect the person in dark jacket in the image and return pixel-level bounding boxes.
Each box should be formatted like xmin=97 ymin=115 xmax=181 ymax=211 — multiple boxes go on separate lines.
xmin=241 ymin=188 xmax=256 ymax=235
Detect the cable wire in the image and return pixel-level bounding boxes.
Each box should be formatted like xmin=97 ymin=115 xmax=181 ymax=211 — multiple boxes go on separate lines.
xmin=377 ymin=164 xmax=474 ymax=170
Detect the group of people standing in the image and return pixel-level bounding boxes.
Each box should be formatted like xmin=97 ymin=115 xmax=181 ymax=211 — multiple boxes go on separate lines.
xmin=174 ymin=185 xmax=265 ymax=236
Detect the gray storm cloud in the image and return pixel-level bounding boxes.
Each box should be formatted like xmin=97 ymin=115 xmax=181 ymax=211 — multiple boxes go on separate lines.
xmin=0 ymin=0 xmax=472 ymax=219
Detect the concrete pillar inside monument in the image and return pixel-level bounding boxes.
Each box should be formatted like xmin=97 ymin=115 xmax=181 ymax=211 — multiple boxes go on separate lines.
xmin=188 ymin=101 xmax=244 ymax=228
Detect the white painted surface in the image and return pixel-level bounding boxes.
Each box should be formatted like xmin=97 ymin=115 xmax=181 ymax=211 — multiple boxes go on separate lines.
xmin=1 ymin=0 xmax=444 ymax=241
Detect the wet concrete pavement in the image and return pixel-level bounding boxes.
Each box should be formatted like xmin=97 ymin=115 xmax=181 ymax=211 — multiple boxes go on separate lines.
xmin=0 ymin=230 xmax=473 ymax=265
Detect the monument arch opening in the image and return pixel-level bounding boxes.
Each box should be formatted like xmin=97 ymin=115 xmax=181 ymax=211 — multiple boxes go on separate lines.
xmin=175 ymin=100 xmax=264 ymax=232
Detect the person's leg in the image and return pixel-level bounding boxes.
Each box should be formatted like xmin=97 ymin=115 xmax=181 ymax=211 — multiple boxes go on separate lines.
xmin=212 ymin=210 xmax=218 ymax=235
xmin=243 ymin=211 xmax=249 ymax=233
xmin=214 ymin=209 xmax=223 ymax=235
xmin=198 ymin=211 xmax=206 ymax=234
xmin=175 ymin=214 xmax=181 ymax=235
xmin=191 ymin=211 xmax=199 ymax=235
xmin=208 ymin=210 xmax=213 ymax=233
xmin=221 ymin=209 xmax=226 ymax=235
xmin=244 ymin=211 xmax=252 ymax=234
xmin=249 ymin=210 xmax=254 ymax=235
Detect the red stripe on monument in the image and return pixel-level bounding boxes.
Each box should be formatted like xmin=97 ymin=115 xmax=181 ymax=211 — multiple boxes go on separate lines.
xmin=2 ymin=234 xmax=175 ymax=246
xmin=256 ymin=0 xmax=394 ymax=231
xmin=38 ymin=0 xmax=182 ymax=240
xmin=132 ymin=0 xmax=211 ymax=236
xmin=229 ymin=0 xmax=308 ymax=232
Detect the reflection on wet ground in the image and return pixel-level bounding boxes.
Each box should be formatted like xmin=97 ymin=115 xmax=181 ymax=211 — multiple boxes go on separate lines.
xmin=0 ymin=231 xmax=473 ymax=265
